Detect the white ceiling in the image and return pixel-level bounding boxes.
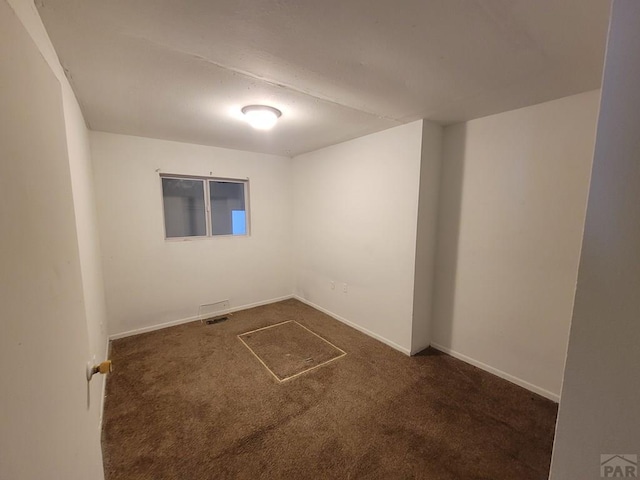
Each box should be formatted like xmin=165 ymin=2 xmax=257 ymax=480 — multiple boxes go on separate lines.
xmin=37 ymin=0 xmax=611 ymax=156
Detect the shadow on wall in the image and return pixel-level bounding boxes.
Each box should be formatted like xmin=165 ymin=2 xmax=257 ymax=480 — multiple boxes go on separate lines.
xmin=431 ymin=124 xmax=467 ymax=347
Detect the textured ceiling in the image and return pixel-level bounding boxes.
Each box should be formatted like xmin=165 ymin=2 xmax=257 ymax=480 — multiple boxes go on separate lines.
xmin=37 ymin=0 xmax=611 ymax=156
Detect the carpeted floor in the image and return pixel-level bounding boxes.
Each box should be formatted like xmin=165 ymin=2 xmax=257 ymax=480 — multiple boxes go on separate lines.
xmin=238 ymin=320 xmax=346 ymax=381
xmin=102 ymin=299 xmax=558 ymax=480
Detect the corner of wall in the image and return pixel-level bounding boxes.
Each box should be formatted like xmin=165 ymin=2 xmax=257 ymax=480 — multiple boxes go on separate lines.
xmin=410 ymin=120 xmax=444 ymax=354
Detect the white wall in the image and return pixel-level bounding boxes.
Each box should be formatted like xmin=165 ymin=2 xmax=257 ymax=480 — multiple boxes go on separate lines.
xmin=0 ymin=0 xmax=104 ymax=478
xmin=292 ymin=120 xmax=442 ymax=354
xmin=411 ymin=121 xmax=444 ymax=354
xmin=63 ymin=61 xmax=110 ymax=426
xmin=431 ymin=90 xmax=600 ymax=400
xmin=90 ymin=132 xmax=293 ymax=336
xmin=6 ymin=0 xmax=110 ymax=427
xmin=551 ymin=1 xmax=640 ymax=477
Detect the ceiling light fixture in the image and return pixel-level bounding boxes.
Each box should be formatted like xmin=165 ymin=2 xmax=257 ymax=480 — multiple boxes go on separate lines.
xmin=241 ymin=105 xmax=282 ymax=130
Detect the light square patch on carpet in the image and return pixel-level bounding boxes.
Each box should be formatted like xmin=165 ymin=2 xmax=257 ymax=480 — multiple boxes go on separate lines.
xmin=238 ymin=320 xmax=346 ymax=382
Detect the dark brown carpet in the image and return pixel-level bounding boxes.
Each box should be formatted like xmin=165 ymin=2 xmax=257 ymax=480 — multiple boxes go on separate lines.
xmin=238 ymin=320 xmax=346 ymax=381
xmin=102 ymin=299 xmax=557 ymax=480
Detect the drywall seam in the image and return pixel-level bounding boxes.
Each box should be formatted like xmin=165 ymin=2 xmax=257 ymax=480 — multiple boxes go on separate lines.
xmin=430 ymin=342 xmax=560 ymax=402
xmin=123 ymin=33 xmax=401 ymax=126
xmin=293 ymin=295 xmax=411 ymax=356
xmin=108 ymin=295 xmax=294 ymax=339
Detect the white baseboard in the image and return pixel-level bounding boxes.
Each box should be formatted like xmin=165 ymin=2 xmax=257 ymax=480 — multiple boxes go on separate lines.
xmin=109 ymin=295 xmax=294 ymax=340
xmin=109 ymin=313 xmax=203 ymax=340
xmin=106 ymin=294 xmax=558 ymax=403
xmin=410 ymin=342 xmax=430 ymax=356
xmin=430 ymin=342 xmax=560 ymax=403
xmin=293 ymin=295 xmax=411 ymax=356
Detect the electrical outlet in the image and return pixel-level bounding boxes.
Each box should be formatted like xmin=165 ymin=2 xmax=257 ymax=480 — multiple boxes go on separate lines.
xmin=343 ymin=283 xmax=348 ymax=293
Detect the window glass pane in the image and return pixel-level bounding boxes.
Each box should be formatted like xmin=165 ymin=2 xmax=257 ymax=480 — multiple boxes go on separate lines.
xmin=231 ymin=210 xmax=247 ymax=235
xmin=210 ymin=181 xmax=246 ymax=236
xmin=162 ymin=178 xmax=206 ymax=237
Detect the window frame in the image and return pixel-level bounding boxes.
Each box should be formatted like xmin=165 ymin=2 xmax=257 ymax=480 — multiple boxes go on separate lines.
xmin=159 ymin=173 xmax=250 ymax=241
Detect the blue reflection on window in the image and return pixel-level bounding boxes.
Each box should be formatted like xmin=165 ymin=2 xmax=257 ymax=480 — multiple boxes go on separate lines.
xmin=232 ymin=210 xmax=246 ymax=235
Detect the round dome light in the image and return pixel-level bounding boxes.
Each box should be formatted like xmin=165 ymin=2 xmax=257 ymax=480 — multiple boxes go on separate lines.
xmin=241 ymin=105 xmax=282 ymax=130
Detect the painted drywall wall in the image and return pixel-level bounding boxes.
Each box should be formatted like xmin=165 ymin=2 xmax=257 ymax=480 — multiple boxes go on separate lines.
xmin=550 ymin=1 xmax=640 ymax=477
xmin=431 ymin=90 xmax=600 ymax=400
xmin=64 ymin=86 xmax=109 ymax=369
xmin=7 ymin=0 xmax=110 ymax=426
xmin=411 ymin=121 xmax=444 ymax=354
xmin=90 ymin=132 xmax=293 ymax=336
xmin=292 ymin=120 xmax=441 ymax=354
xmin=62 ymin=60 xmax=110 ymax=428
xmin=0 ymin=1 xmax=104 ymax=478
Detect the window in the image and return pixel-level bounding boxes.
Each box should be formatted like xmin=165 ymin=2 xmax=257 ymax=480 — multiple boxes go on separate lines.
xmin=161 ymin=175 xmax=249 ymax=239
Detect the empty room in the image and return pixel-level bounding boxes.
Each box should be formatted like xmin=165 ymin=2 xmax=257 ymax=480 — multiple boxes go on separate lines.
xmin=2 ymin=0 xmax=640 ymax=479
